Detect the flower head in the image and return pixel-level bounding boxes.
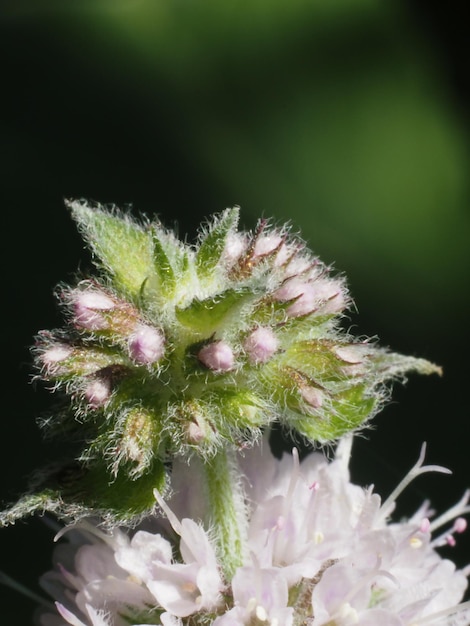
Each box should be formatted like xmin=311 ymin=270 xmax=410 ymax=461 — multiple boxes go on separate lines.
xmin=0 ymin=203 xmax=440 ymax=526
xmin=38 ymin=439 xmax=470 ymax=626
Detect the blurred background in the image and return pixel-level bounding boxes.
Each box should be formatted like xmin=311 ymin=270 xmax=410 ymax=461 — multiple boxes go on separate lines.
xmin=1 ymin=0 xmax=469 ymax=622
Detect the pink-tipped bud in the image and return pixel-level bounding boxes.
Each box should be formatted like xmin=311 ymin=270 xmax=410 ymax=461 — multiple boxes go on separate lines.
xmin=274 ymin=277 xmax=345 ymax=318
xmin=198 ymin=341 xmax=234 ymax=372
xmin=223 ymin=233 xmax=248 ymax=265
xmin=274 ymin=277 xmax=307 ymax=300
xmin=335 ymin=344 xmax=371 ymax=377
xmin=84 ymin=378 xmax=112 ymax=408
xmin=41 ymin=344 xmax=73 ymax=366
xmin=186 ymin=420 xmax=206 ymax=444
xmin=300 ymin=385 xmax=323 ymax=409
xmin=40 ymin=344 xmax=73 ymax=375
xmin=244 ymin=327 xmax=279 ymax=365
xmin=274 ymin=243 xmax=306 ymax=271
xmin=253 ymin=234 xmax=283 ymax=259
xmin=315 ymin=279 xmax=346 ymax=314
xmin=73 ymin=290 xmax=115 ymax=330
xmin=335 ymin=346 xmax=365 ymax=364
xmin=282 ymin=254 xmax=312 ymax=276
xmin=128 ymin=324 xmax=165 ymax=365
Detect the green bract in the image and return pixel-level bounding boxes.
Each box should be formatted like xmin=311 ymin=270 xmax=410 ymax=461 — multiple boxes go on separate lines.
xmin=0 ymin=202 xmax=440 ymax=526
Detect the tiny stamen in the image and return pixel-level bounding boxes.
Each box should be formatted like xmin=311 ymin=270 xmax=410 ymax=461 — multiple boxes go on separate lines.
xmin=429 ymin=490 xmax=470 ymax=533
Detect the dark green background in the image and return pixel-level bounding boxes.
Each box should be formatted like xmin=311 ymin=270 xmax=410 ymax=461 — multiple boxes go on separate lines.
xmin=1 ymin=1 xmax=469 ymax=622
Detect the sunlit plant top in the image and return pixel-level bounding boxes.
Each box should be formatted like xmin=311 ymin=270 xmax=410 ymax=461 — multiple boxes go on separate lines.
xmin=0 ymin=202 xmax=439 ymax=526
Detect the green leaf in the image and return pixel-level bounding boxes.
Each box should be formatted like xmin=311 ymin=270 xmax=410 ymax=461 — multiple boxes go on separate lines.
xmin=294 ymin=384 xmax=376 ymax=442
xmin=175 ymin=287 xmax=256 ymax=333
xmin=0 ymin=458 xmax=167 ymax=527
xmin=0 ymin=489 xmax=62 ymax=528
xmin=371 ymin=350 xmax=442 ymax=381
xmin=151 ymin=227 xmax=177 ymax=295
xmin=205 ymin=388 xmax=268 ymax=430
xmin=195 ymin=207 xmax=239 ymax=281
xmin=65 ymin=459 xmax=167 ymax=521
xmin=67 ymin=200 xmax=154 ymax=300
xmin=283 ymin=339 xmax=342 ymax=382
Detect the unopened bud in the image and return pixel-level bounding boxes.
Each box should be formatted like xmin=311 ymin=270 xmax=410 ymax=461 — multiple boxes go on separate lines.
xmin=84 ymin=377 xmax=112 ymax=408
xmin=174 ymin=400 xmax=216 ymax=450
xmin=300 ymin=385 xmax=324 ymax=409
xmin=335 ymin=346 xmax=365 ymax=364
xmin=73 ymin=289 xmax=115 ymax=330
xmin=274 ymin=277 xmax=345 ymax=318
xmin=278 ymin=250 xmax=311 ymax=275
xmin=335 ymin=344 xmax=371 ymax=376
xmin=128 ymin=324 xmax=165 ymax=365
xmin=252 ymin=234 xmax=283 ymax=258
xmin=274 ymin=277 xmax=315 ymax=317
xmin=198 ymin=341 xmax=234 ymax=372
xmin=114 ymin=408 xmax=157 ymax=477
xmin=186 ymin=420 xmax=206 ymax=444
xmin=244 ymin=327 xmax=279 ymax=365
xmin=40 ymin=344 xmax=73 ymax=373
xmin=223 ymin=232 xmax=248 ymax=265
xmin=314 ymin=279 xmax=346 ymax=314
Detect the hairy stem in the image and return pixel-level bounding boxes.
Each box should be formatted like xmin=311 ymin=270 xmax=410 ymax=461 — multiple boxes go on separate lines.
xmin=203 ymin=449 xmax=248 ymax=580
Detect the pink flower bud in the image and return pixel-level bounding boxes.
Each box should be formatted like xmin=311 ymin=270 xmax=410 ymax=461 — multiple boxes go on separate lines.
xmin=274 ymin=277 xmax=345 ymax=318
xmin=40 ymin=344 xmax=73 ymax=374
xmin=73 ymin=290 xmax=115 ymax=330
xmin=41 ymin=344 xmax=73 ymax=366
xmin=223 ymin=233 xmax=248 ymax=265
xmin=335 ymin=346 xmax=365 ymax=364
xmin=283 ymin=254 xmax=314 ymax=277
xmin=252 ymin=234 xmax=283 ymax=258
xmin=274 ymin=278 xmax=315 ymax=317
xmin=274 ymin=276 xmax=307 ymax=301
xmin=197 ymin=341 xmax=234 ymax=372
xmin=300 ymin=385 xmax=324 ymax=409
xmin=84 ymin=378 xmax=112 ymax=408
xmin=186 ymin=420 xmax=206 ymax=444
xmin=244 ymin=327 xmax=279 ymax=365
xmin=128 ymin=324 xmax=165 ymax=365
xmin=314 ymin=280 xmax=346 ymax=314
xmin=274 ymin=243 xmax=300 ymax=269
xmin=335 ymin=344 xmax=371 ymax=376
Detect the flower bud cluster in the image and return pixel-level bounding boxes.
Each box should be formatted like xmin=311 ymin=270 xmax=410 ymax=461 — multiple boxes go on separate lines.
xmin=3 ymin=201 xmax=440 ymax=525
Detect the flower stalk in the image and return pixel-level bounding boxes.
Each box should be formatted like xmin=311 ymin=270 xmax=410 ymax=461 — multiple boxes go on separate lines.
xmin=203 ymin=448 xmax=247 ymax=580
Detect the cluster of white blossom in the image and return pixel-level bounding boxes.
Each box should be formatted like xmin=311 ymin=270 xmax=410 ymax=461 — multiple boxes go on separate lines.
xmin=38 ymin=437 xmax=470 ymax=626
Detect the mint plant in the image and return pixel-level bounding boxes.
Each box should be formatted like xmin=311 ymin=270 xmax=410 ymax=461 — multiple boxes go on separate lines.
xmin=4 ymin=202 xmax=468 ymax=626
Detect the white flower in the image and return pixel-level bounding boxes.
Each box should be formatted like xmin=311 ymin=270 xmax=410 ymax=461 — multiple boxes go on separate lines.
xmin=212 ymin=564 xmax=294 ymax=626
xmin=38 ymin=438 xmax=470 ymax=626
